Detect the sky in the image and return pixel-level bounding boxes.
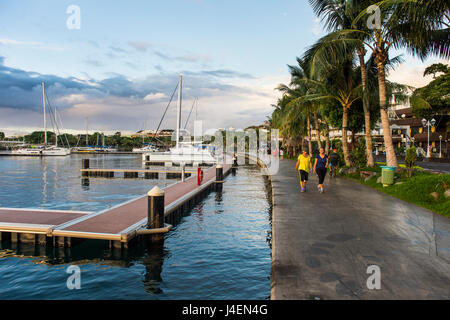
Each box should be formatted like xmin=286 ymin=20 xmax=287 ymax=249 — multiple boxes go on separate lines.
xmin=0 ymin=0 xmax=447 ymax=136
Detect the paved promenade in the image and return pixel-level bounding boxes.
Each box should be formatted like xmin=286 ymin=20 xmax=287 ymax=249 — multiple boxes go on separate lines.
xmin=270 ymin=159 xmax=450 ymax=299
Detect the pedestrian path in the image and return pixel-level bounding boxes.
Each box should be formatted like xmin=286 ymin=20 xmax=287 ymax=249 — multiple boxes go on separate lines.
xmin=270 ymin=159 xmax=450 ymax=299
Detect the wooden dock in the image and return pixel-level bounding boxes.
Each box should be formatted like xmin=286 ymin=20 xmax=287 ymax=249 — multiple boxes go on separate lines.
xmin=0 ymin=163 xmax=232 ymax=249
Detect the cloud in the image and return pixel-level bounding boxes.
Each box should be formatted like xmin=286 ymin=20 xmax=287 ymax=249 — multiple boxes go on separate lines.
xmin=153 ymin=50 xmax=211 ymax=64
xmin=83 ymin=59 xmax=104 ymax=67
xmin=0 ymin=56 xmax=283 ymax=133
xmin=312 ymin=18 xmax=322 ymax=36
xmin=0 ymin=38 xmax=64 ymax=51
xmin=127 ymin=41 xmax=153 ymax=52
xmin=0 ymin=38 xmax=42 ymax=46
xmin=387 ymin=59 xmax=450 ymax=89
xmin=143 ymin=92 xmax=167 ymax=102
xmin=189 ymin=69 xmax=255 ymax=79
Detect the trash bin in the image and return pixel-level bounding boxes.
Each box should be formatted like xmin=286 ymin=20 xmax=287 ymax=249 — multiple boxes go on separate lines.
xmin=380 ymin=166 xmax=395 ymax=187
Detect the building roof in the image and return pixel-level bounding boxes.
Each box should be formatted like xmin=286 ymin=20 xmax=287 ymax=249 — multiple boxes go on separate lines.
xmin=413 ymin=132 xmax=447 ymax=142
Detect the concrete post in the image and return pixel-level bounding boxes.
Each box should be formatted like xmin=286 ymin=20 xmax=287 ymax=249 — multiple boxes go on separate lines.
xmin=82 ymin=159 xmax=89 ymax=177
xmin=148 ymin=186 xmax=165 ymax=230
xmin=216 ymin=165 xmax=223 ymax=191
xmin=181 ymin=163 xmax=185 ymax=182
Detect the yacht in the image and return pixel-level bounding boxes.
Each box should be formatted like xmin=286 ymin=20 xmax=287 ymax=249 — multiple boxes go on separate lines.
xmin=11 ymin=83 xmax=71 ymax=156
xmin=133 ymin=144 xmax=158 ymax=153
xmin=142 ymin=74 xmax=217 ymax=166
xmin=12 ymin=145 xmax=44 ymax=156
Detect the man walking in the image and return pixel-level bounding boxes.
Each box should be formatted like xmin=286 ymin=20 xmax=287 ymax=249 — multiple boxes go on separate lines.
xmin=295 ymin=150 xmax=311 ymax=193
xmin=329 ymin=148 xmax=340 ymax=178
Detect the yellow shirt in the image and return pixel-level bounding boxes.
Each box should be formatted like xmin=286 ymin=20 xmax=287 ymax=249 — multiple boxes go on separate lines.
xmin=297 ymin=155 xmax=311 ymax=172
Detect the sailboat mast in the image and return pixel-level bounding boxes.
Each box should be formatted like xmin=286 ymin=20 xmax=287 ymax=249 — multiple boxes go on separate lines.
xmin=42 ymin=82 xmax=47 ymax=146
xmin=54 ymin=95 xmax=58 ymax=147
xmin=195 ymin=97 xmax=198 ymax=123
xmin=176 ymin=74 xmax=183 ymax=149
xmin=85 ymin=117 xmax=89 ymax=146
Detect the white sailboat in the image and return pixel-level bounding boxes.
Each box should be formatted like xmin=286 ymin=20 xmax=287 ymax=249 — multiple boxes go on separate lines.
xmin=142 ymin=74 xmax=216 ymax=166
xmin=12 ymin=82 xmax=71 ymax=156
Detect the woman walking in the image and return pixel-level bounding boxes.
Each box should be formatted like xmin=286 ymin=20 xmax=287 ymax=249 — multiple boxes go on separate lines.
xmin=314 ymin=147 xmax=329 ymax=193
xmin=295 ymin=150 xmax=311 ymax=193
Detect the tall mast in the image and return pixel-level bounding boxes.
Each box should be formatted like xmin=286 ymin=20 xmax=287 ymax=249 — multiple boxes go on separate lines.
xmin=42 ymin=82 xmax=47 ymax=146
xmin=54 ymin=93 xmax=58 ymax=147
xmin=195 ymin=97 xmax=198 ymax=123
xmin=176 ymin=74 xmax=183 ymax=149
xmin=85 ymin=117 xmax=89 ymax=146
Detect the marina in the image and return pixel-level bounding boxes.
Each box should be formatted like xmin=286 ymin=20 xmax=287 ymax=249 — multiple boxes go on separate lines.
xmin=0 ymin=157 xmax=232 ymax=249
xmin=0 ymin=154 xmax=271 ymax=299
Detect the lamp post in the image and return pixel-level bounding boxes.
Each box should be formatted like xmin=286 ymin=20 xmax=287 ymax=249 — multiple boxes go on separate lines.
xmin=422 ymin=118 xmax=436 ymax=158
xmin=411 ymin=137 xmax=415 ymax=147
xmin=439 ymin=135 xmax=442 ymax=158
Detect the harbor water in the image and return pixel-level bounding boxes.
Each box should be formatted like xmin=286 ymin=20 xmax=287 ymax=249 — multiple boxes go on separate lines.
xmin=0 ymin=155 xmax=272 ymax=299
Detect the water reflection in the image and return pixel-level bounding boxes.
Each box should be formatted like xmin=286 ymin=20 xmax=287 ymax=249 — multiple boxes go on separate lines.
xmin=0 ymin=238 xmax=168 ymax=295
xmin=0 ymin=162 xmax=272 ymax=299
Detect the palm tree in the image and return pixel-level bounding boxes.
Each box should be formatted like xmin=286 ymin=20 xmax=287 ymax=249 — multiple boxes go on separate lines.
xmin=309 ymin=0 xmax=376 ymax=166
xmin=290 ymin=54 xmax=362 ymax=166
xmin=274 ymin=86 xmax=311 ymax=155
xmin=309 ymin=0 xmax=449 ymax=167
xmin=351 ymin=0 xmax=449 ymax=166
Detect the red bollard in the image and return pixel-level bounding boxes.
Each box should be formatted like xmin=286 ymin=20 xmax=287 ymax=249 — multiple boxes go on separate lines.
xmin=197 ymin=168 xmax=203 ymax=186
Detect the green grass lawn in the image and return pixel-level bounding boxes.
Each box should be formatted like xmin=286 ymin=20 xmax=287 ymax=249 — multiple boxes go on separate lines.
xmin=341 ymin=166 xmax=450 ymax=218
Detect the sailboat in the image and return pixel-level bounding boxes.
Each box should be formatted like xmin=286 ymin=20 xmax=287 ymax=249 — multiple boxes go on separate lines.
xmin=12 ymin=82 xmax=71 ymax=156
xmin=142 ymin=74 xmax=216 ymax=166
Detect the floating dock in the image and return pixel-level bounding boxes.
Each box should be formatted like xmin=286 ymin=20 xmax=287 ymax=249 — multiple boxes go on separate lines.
xmin=0 ymin=163 xmax=232 ymax=249
xmin=80 ymin=168 xmax=197 ymax=179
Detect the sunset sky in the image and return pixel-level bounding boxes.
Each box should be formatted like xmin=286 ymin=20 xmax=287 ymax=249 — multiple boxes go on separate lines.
xmin=0 ymin=0 xmax=446 ymax=136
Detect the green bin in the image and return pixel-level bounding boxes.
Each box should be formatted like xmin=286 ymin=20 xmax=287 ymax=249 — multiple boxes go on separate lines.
xmin=381 ymin=166 xmax=395 ymax=187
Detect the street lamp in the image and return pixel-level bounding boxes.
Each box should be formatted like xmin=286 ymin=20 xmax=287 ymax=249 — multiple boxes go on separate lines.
xmin=422 ymin=118 xmax=436 ymax=158
xmin=439 ymin=135 xmax=443 ymax=158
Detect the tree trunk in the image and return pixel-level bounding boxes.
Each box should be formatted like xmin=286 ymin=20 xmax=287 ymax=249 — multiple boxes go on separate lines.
xmin=313 ymin=112 xmax=322 ymax=149
xmin=342 ymin=106 xmax=352 ymax=166
xmin=376 ymin=58 xmax=398 ymax=167
xmin=307 ymin=117 xmax=312 ymax=155
xmin=358 ymin=48 xmax=375 ymax=167
xmin=324 ymin=120 xmax=330 ymax=154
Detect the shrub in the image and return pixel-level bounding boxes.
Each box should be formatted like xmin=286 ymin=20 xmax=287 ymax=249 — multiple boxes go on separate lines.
xmin=349 ymin=138 xmax=367 ymax=168
xmin=405 ymin=147 xmax=417 ymax=178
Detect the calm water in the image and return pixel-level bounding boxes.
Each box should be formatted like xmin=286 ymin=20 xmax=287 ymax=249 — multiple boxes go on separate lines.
xmin=0 ymin=155 xmax=272 ymax=299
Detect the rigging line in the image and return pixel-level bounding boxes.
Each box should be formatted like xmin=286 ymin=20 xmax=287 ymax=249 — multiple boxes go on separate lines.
xmin=153 ymin=82 xmax=179 ymax=140
xmin=184 ymin=97 xmax=197 ymax=130
xmin=44 ymin=92 xmax=64 ymax=147
xmin=45 ymin=91 xmax=70 ymax=148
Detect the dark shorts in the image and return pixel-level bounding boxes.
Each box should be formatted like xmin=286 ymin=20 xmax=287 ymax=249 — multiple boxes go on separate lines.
xmin=299 ymin=170 xmax=309 ymax=182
